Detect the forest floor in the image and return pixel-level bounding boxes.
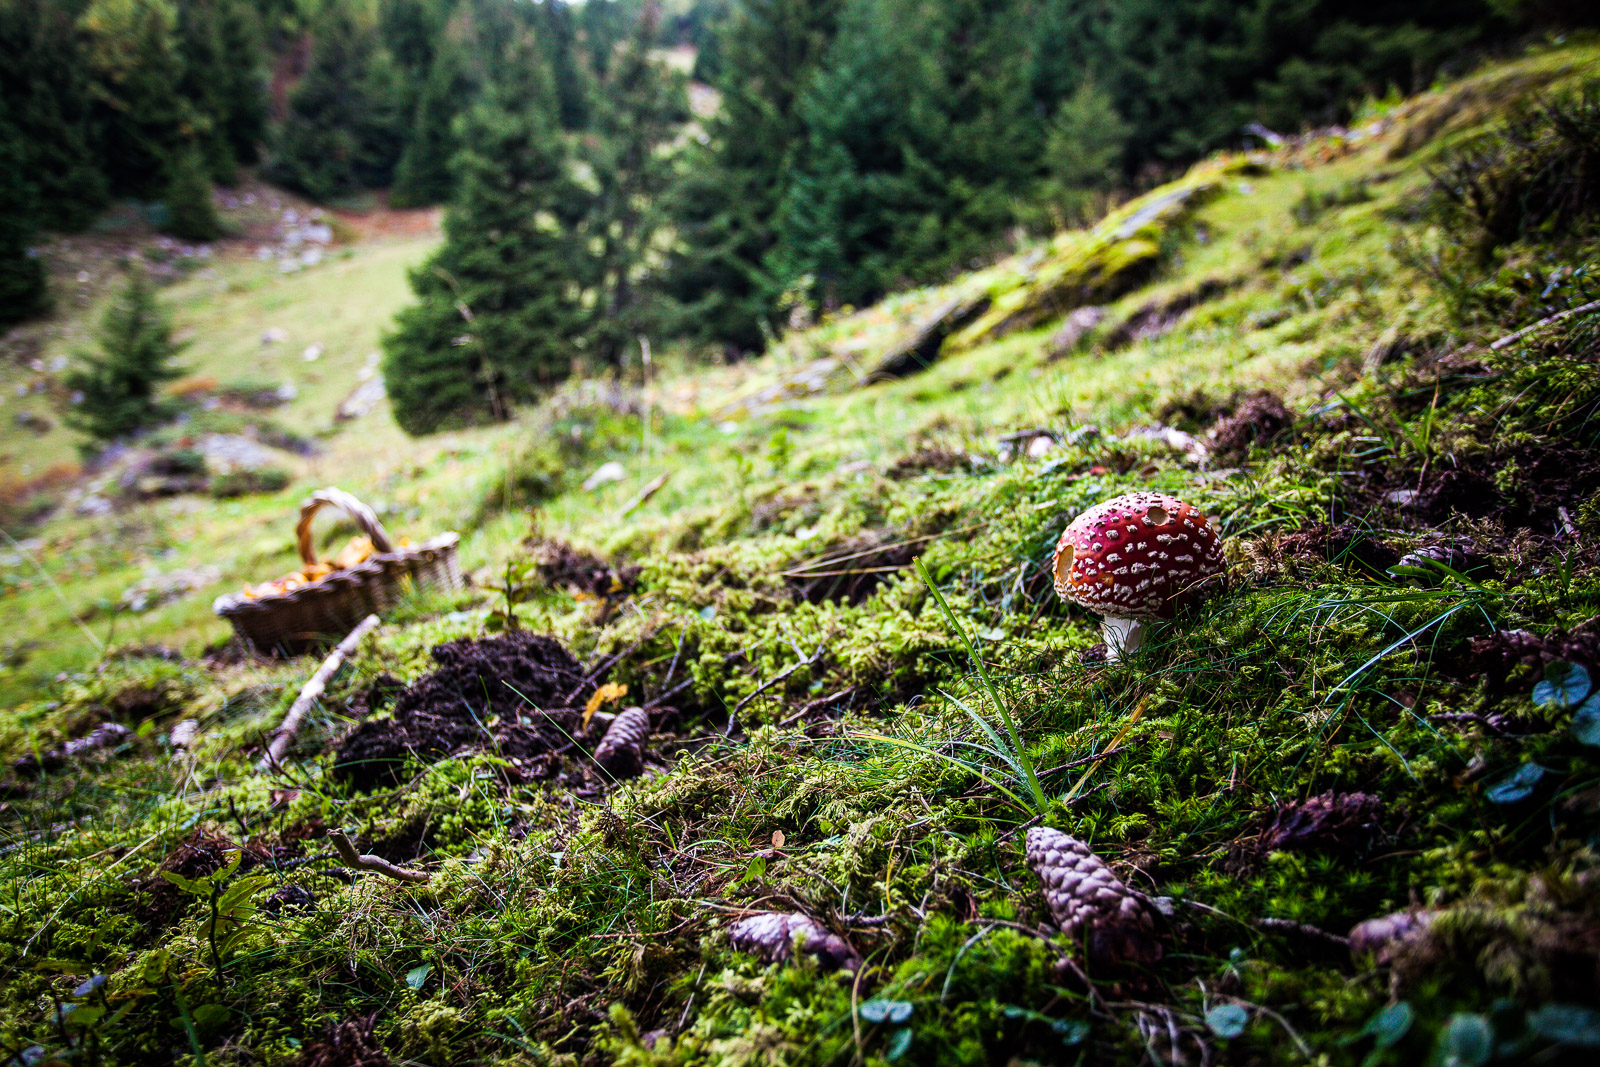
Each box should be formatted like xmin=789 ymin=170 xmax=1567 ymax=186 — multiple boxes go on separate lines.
xmin=2 ymin=39 xmax=1600 ymax=1067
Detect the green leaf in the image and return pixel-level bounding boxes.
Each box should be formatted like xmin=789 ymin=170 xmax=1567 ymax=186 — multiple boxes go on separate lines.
xmin=860 ymin=999 xmax=913 ymax=1025
xmin=1206 ymin=1004 xmax=1249 ymax=1039
xmin=158 ymin=870 xmax=203 ymax=895
xmin=1527 ymin=1003 xmax=1600 ymax=1048
xmin=1534 ymin=661 xmax=1590 ymax=709
xmin=1435 ymin=1013 xmax=1493 ymax=1067
xmin=190 ymin=1003 xmax=231 ymax=1032
xmin=1485 ymin=762 xmax=1547 ymax=805
xmin=1571 ymin=694 xmax=1600 ymax=747
xmin=405 ymin=964 xmax=431 ymax=991
xmin=1363 ymin=1002 xmax=1414 ymax=1049
xmin=64 ymin=1004 xmax=105 ymax=1030
xmin=885 ymin=1026 xmax=913 ymax=1060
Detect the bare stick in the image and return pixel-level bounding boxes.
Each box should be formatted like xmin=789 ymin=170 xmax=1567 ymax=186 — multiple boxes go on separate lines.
xmin=326 ymin=829 xmax=430 ymax=884
xmin=726 ymin=643 xmax=826 ymax=735
xmin=619 ymin=471 xmax=672 ymax=519
xmin=1488 ymin=298 xmax=1600 ymax=351
xmin=258 ymin=614 xmax=380 ymax=773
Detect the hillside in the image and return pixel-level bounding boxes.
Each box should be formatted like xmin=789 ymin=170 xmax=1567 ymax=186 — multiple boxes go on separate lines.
xmin=3 ymin=40 xmax=1600 ymax=1065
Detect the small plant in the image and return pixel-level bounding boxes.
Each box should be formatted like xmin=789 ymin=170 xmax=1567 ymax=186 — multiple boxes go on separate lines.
xmin=158 ymin=849 xmax=274 ymax=982
xmin=484 ymin=558 xmax=539 ymax=633
xmin=210 ymin=467 xmax=291 ymax=498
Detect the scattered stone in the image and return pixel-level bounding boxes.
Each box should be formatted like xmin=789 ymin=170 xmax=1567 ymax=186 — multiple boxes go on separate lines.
xmin=728 ymin=912 xmax=861 ymax=972
xmin=75 ymin=494 xmax=114 ymax=517
xmin=582 ymin=461 xmax=626 ymax=491
xmin=1046 ymin=306 xmax=1107 ymax=359
xmin=1026 ymin=826 xmax=1165 ymax=967
xmin=262 ymin=327 xmax=288 ymax=346
xmin=169 ymin=719 xmax=199 ymax=751
xmin=120 ymin=565 xmax=222 ymax=613
xmin=302 ymin=343 xmax=323 ymax=362
xmin=197 ymin=433 xmax=277 ymax=473
xmin=336 ymin=375 xmax=386 ymax=420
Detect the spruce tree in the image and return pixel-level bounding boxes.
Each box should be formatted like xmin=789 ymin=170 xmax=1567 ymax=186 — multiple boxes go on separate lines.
xmin=164 ymin=139 xmax=222 ymax=241
xmin=0 ymin=119 xmax=50 ymax=327
xmin=177 ymin=0 xmax=266 ymax=182
xmin=0 ymin=0 xmax=108 ymax=231
xmin=64 ymin=270 xmax=188 ymax=444
xmin=382 ymin=33 xmax=588 ymax=435
xmin=78 ymin=0 xmax=189 ymax=198
xmin=267 ymin=0 xmax=409 ymax=201
xmin=390 ymin=29 xmax=483 ymax=207
xmin=661 ymin=0 xmax=842 ymax=353
xmin=583 ymin=5 xmax=688 ymax=365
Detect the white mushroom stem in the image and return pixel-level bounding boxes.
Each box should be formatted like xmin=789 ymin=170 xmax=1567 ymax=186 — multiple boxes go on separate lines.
xmin=1101 ymin=617 xmax=1147 ymax=662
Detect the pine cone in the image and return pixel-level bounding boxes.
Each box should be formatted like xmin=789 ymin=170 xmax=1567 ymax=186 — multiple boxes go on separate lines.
xmin=728 ymin=912 xmax=860 ymax=972
xmin=1391 ymin=539 xmax=1492 ymax=584
xmin=1349 ymin=909 xmax=1436 ymax=963
xmin=593 ymin=706 xmax=649 ymax=779
xmin=1260 ymin=791 xmax=1385 ymax=853
xmin=1026 ymin=827 xmax=1164 ymax=967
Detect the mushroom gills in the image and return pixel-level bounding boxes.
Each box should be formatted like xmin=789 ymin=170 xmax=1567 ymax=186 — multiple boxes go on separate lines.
xmin=1101 ymin=616 xmax=1147 ymax=661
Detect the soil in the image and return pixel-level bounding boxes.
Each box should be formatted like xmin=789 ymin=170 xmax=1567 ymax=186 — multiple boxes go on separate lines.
xmin=887 ymin=446 xmax=970 ymax=480
xmin=297 ymin=1013 xmax=390 ymax=1067
xmin=1275 ymin=522 xmax=1403 ymax=577
xmin=331 ymin=632 xmax=591 ymax=792
xmin=1207 ymin=391 xmax=1296 ymax=459
xmin=530 ymin=538 xmax=641 ymax=599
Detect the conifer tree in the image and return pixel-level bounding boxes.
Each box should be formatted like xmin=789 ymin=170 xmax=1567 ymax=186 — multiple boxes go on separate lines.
xmin=0 ymin=0 xmax=108 ymax=231
xmin=390 ymin=27 xmax=484 ymax=207
xmin=583 ymin=5 xmax=688 ymax=365
xmin=267 ymin=0 xmax=409 ymax=201
xmin=177 ymin=0 xmax=266 ymax=182
xmin=64 ymin=270 xmax=188 ymax=444
xmin=661 ymin=0 xmax=842 ymax=353
xmin=0 ymin=119 xmax=50 ymax=327
xmin=382 ymin=33 xmax=588 ymax=435
xmin=78 ymin=0 xmax=189 ymax=198
xmin=164 ymin=139 xmax=222 ymax=241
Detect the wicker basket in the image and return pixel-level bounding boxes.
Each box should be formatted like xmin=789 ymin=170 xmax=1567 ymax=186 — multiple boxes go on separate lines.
xmin=213 ymin=488 xmax=462 ymax=654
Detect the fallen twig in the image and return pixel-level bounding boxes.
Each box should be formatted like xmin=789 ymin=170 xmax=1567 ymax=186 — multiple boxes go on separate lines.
xmin=258 ymin=614 xmax=380 ymax=773
xmin=619 ymin=471 xmax=672 ymax=518
xmin=14 ymin=723 xmax=133 ymax=777
xmin=1488 ymin=298 xmax=1600 ymax=351
xmin=727 ymin=643 xmax=826 ymax=735
xmin=326 ymin=829 xmax=430 ymax=884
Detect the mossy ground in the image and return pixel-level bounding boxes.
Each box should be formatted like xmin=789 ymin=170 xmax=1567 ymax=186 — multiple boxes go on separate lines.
xmin=3 ymin=40 xmax=1600 ymax=1067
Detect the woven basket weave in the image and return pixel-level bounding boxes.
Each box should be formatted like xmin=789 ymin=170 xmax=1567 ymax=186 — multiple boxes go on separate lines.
xmin=213 ymin=488 xmax=462 ymax=654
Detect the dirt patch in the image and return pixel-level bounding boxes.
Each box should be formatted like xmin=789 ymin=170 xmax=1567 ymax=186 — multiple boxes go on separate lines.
xmin=297 ymin=1012 xmax=390 ymax=1067
xmin=530 ymin=538 xmax=641 ymax=599
xmin=136 ymin=829 xmax=270 ymax=927
xmin=1463 ymin=620 xmax=1600 ymax=695
xmin=887 ymin=447 xmax=971 ymax=480
xmin=1243 ymin=522 xmax=1402 ymax=579
xmin=1099 ymin=278 xmax=1233 ymax=352
xmin=331 ymin=632 xmax=590 ymax=791
xmin=1207 ymin=391 xmax=1295 ymax=459
xmin=785 ymin=529 xmax=918 ymax=606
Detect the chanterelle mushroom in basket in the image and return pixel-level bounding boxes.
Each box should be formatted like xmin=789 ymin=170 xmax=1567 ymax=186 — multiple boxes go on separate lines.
xmin=1052 ymin=491 xmax=1225 ymax=661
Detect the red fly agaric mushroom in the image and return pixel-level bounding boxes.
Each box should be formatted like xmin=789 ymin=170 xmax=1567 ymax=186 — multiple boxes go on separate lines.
xmin=1052 ymin=491 xmax=1225 ymax=660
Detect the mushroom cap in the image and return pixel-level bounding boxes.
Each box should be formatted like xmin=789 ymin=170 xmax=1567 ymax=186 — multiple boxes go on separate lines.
xmin=1052 ymin=491 xmax=1225 ymax=620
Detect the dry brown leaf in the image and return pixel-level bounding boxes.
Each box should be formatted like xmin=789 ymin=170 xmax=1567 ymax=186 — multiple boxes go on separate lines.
xmin=583 ymin=682 xmax=629 ymax=727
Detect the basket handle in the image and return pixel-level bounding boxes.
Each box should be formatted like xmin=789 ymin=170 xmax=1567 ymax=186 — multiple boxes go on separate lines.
xmin=296 ymin=488 xmax=395 ymax=567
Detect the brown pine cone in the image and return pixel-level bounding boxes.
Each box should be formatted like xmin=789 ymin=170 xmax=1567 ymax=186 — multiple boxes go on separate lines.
xmin=1260 ymin=791 xmax=1385 ymax=853
xmin=728 ymin=912 xmax=860 ymax=972
xmin=1349 ymin=909 xmax=1436 ymax=964
xmin=1026 ymin=827 xmax=1164 ymax=967
xmin=593 ymin=706 xmax=650 ymax=779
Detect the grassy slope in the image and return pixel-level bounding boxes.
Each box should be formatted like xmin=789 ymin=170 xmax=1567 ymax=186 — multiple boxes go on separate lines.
xmin=2 ymin=40 xmax=1600 ymax=1067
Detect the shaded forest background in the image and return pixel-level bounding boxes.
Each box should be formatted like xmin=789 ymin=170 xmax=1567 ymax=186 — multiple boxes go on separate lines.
xmin=3 ymin=0 xmax=1593 ymax=436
